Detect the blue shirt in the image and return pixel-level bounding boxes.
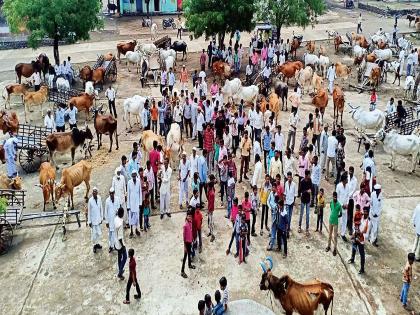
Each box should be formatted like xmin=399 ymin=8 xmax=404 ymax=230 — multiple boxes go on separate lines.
xmin=55 ymin=108 xmax=65 ymax=127
xmin=277 ymin=210 xmax=288 ymax=231
xmin=127 ymin=159 xmax=139 ymax=176
xmin=213 ymin=302 xmax=224 ymax=315
xmin=198 ymin=155 xmax=208 ymax=183
xmin=268 ymin=191 xmax=277 ymax=211
xmin=158 ymin=105 xmax=166 ymax=123
xmin=262 ymin=131 xmax=272 ymax=151
xmin=311 ymin=164 xmax=321 ymax=185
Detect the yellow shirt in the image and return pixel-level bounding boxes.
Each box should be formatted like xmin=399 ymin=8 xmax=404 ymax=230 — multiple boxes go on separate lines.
xmin=240 ymin=138 xmax=252 ymax=157
xmin=317 ymin=194 xmax=325 ymax=208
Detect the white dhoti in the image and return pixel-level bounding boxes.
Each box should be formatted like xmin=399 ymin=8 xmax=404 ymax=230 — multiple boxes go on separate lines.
xmin=192 ymin=122 xmax=197 ymax=138
xmin=91 ymin=225 xmax=102 ymax=243
xmin=179 ymin=180 xmax=189 ymax=205
xmin=413 ymin=234 xmax=420 ymax=259
xmin=340 ymin=209 xmax=347 ymax=237
xmin=108 ymin=230 xmax=116 ymax=247
xmin=368 ymin=218 xmax=379 ymax=242
xmin=129 ymin=211 xmax=139 ymax=226
xmin=160 ymin=191 xmax=170 ymax=215
xmin=328 ymin=80 xmax=334 ymax=94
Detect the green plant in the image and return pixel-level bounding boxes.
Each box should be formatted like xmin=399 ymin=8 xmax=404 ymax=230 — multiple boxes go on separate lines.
xmin=0 ymin=197 xmax=8 ymax=215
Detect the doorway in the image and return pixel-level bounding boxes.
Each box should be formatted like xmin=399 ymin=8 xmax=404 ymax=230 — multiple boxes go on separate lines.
xmin=154 ymin=0 xmax=160 ymax=12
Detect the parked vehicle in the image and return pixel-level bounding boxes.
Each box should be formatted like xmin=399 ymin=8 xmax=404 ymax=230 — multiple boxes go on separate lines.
xmin=162 ymin=17 xmax=176 ymax=29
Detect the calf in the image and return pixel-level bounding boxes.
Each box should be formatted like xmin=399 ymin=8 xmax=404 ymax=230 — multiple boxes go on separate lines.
xmin=116 ymin=40 xmax=137 ymax=61
xmin=333 ymin=86 xmax=345 ymax=126
xmin=312 ymin=72 xmax=324 ymax=93
xmin=36 ymin=162 xmax=56 ymax=211
xmin=0 ymin=111 xmax=19 ymax=134
xmin=24 ymin=85 xmax=48 ymax=122
xmin=2 ymin=84 xmax=27 ymax=109
xmin=335 ymin=62 xmax=352 ymax=80
xmin=140 ymin=130 xmax=165 ymax=160
xmin=69 ymin=93 xmax=96 ymax=120
xmin=55 ymin=160 xmax=92 ymax=209
xmin=93 ymin=107 xmax=119 ymax=152
xmin=311 ymin=88 xmax=328 ymax=118
xmin=46 ymin=126 xmax=94 ymax=168
xmin=0 ymin=174 xmax=22 ymax=190
xmin=305 ymin=41 xmax=315 ymax=53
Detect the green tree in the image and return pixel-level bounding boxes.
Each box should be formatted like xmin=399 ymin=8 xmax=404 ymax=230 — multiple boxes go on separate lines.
xmin=256 ymin=0 xmax=326 ymax=42
xmin=183 ymin=0 xmax=256 ymax=46
xmin=3 ymin=0 xmax=103 ymax=65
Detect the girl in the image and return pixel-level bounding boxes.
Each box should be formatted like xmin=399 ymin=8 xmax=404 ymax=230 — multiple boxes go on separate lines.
xmin=143 ymin=193 xmax=151 ymax=232
xmin=369 ymin=88 xmax=377 ymax=111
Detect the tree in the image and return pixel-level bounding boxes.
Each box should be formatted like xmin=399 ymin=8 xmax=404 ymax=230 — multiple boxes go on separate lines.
xmin=256 ymin=0 xmax=326 ymax=42
xmin=183 ymin=0 xmax=256 ymax=46
xmin=3 ymin=0 xmax=103 ymax=65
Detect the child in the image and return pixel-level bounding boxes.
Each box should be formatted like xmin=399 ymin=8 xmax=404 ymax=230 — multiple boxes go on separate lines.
xmin=353 ymin=204 xmax=363 ymax=227
xmin=242 ymin=192 xmax=252 ymax=244
xmin=198 ymin=300 xmax=205 ymax=315
xmin=315 ymin=188 xmax=325 ymax=233
xmin=400 ymin=252 xmax=415 ymax=308
xmin=192 ymin=172 xmax=200 ymax=193
xmin=260 ymin=175 xmax=271 ymax=236
xmin=227 ymin=204 xmax=242 ymax=256
xmin=239 ymin=213 xmax=249 ymax=263
xmin=194 ymin=204 xmax=203 ymax=253
xmin=123 ymin=248 xmax=141 ymax=304
xmin=277 ymin=199 xmax=288 ymax=258
xmin=250 ymin=185 xmax=260 ymax=237
xmin=219 ymin=277 xmax=229 ymax=312
xmin=143 ymin=193 xmax=151 ymax=232
xmin=212 ymin=290 xmax=224 ymax=315
xmin=204 ymin=294 xmax=213 ymax=315
xmin=207 ymin=182 xmax=216 ymax=242
xmin=190 ymin=189 xmax=200 ymax=209
xmin=226 ymin=171 xmax=236 ymax=219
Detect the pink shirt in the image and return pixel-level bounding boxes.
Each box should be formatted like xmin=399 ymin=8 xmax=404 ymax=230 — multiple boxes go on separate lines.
xmin=261 ymin=47 xmax=268 ymax=60
xmin=242 ymin=199 xmax=252 ymax=221
xmin=210 ymin=84 xmax=219 ymax=96
xmin=298 ymin=156 xmax=309 ymax=178
xmin=252 ymin=52 xmax=259 ymax=65
xmin=183 ymin=221 xmax=193 ymax=243
xmin=353 ymin=191 xmax=371 ymax=210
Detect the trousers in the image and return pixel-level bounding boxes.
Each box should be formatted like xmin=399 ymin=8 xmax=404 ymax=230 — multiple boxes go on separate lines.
xmin=368 ymin=218 xmax=379 ymax=242
xmin=179 ymin=180 xmax=189 ymax=205
xmin=261 ymin=205 xmax=269 ymax=230
xmin=286 ymin=204 xmax=294 ymax=231
xmin=117 ymin=246 xmax=127 ymax=276
xmin=327 ymin=224 xmax=338 ymax=250
xmin=160 ymin=190 xmax=170 ymax=214
xmin=299 ymin=202 xmax=310 ymax=230
xmin=269 ymin=221 xmax=278 ymax=249
xmin=108 ymin=230 xmax=115 ymax=247
xmin=277 ymin=229 xmax=287 ymax=254
xmin=286 ymin=130 xmax=296 ymax=152
xmin=181 ymin=242 xmax=192 ymax=272
xmin=351 ymin=242 xmax=365 ymax=272
xmin=400 ymin=282 xmax=410 ymax=305
xmin=340 ymin=209 xmax=348 ymax=236
xmin=126 ymin=277 xmax=141 ymax=301
xmin=326 ymin=156 xmax=336 ymax=177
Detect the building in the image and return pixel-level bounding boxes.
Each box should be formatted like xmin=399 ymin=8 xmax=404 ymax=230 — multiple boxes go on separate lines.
xmin=119 ymin=0 xmax=182 ymax=15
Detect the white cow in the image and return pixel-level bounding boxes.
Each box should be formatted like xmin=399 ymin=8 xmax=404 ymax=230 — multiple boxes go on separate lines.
xmin=164 ymin=55 xmax=175 ymax=72
xmin=295 ymin=66 xmax=313 ymax=95
xmin=159 ymin=49 xmax=176 ymax=62
xmin=404 ymin=75 xmax=415 ymax=98
xmin=85 ymin=81 xmax=95 ymax=95
xmin=353 ymin=45 xmax=367 ymax=58
xmin=371 ymin=33 xmax=391 ymax=44
xmin=137 ymin=43 xmax=157 ymax=56
xmin=303 ymin=53 xmax=319 ymax=68
xmin=375 ymin=128 xmax=420 ymax=173
xmin=348 ymin=103 xmax=386 ymax=132
xmin=318 ymin=55 xmax=330 ymax=77
xmin=125 ymin=51 xmax=143 ymax=73
xmin=222 ymin=78 xmax=242 ymax=103
xmin=233 ymin=85 xmax=259 ymax=105
xmin=56 ymin=77 xmax=70 ymax=92
xmin=123 ymin=95 xmax=147 ymax=129
xmin=150 ymin=23 xmax=158 ymax=40
xmin=166 ymin=123 xmax=182 ymax=169
xmin=373 ymin=49 xmax=392 ymax=61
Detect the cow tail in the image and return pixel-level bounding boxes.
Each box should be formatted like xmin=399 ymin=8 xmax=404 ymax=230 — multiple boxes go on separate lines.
xmin=330 ymin=295 xmax=333 ymax=315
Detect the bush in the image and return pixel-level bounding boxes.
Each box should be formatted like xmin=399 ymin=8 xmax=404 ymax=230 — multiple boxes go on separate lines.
xmin=0 ymin=197 xmax=8 ymax=215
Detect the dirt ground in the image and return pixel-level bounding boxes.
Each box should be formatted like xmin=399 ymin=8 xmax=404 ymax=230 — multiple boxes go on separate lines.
xmin=1 ymin=5 xmax=420 ymax=315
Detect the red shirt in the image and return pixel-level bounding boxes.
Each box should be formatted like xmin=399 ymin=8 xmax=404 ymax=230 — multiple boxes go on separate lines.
xmin=129 ymin=257 xmax=137 ymax=280
xmin=200 ymin=53 xmax=206 ymax=65
xmin=207 ymin=188 xmax=215 ymax=212
xmin=149 ymin=149 xmax=160 ymax=173
xmin=194 ymin=209 xmax=203 ymax=230
xmin=203 ymin=129 xmax=214 ymax=152
xmin=242 ymin=199 xmax=252 ymax=221
xmin=183 ymin=220 xmax=193 ymax=243
xmin=231 ymin=204 xmax=238 ymax=222
xmin=276 ymin=182 xmax=284 ymax=200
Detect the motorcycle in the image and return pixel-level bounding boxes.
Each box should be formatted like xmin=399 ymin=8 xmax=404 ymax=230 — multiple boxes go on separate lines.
xmin=162 ymin=17 xmax=176 ymax=29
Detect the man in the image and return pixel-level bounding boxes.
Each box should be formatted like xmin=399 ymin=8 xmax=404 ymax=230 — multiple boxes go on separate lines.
xmin=412 ymin=203 xmax=420 ymax=261
xmin=114 ymin=207 xmax=127 ymax=280
xmin=127 ymin=170 xmax=141 ymax=238
xmin=65 ymin=57 xmax=74 ymax=84
xmin=299 ymin=170 xmax=312 ymax=235
xmin=336 ymin=173 xmax=350 ymax=242
xmin=4 ymin=133 xmax=18 ymax=178
xmin=312 ymin=108 xmax=322 ymax=155
xmin=347 ymin=166 xmax=358 ymax=235
xmin=274 ymin=125 xmax=284 ymax=161
xmin=326 ymin=64 xmax=336 ymax=95
xmin=32 ymin=69 xmax=41 ymax=91
xmin=160 ymin=158 xmax=173 ymax=219
xmin=286 ymin=107 xmax=299 ymax=153
xmin=262 ymin=63 xmax=271 ymax=87
xmin=144 ymin=161 xmax=156 ymax=209
xmin=178 ymin=152 xmax=191 ymax=209
xmin=310 ymin=156 xmax=321 ymax=207
xmin=173 ymin=101 xmax=183 ymax=133
xmin=105 ymin=85 xmax=117 ymax=118
xmin=149 ymin=141 xmax=160 ymax=200
xmin=207 ymin=41 xmax=213 ymax=68
xmin=253 ymin=106 xmax=264 ymax=143
xmin=197 ymin=108 xmax=205 ymax=148
xmin=215 ymin=109 xmax=226 ymax=140
xmin=204 ymin=100 xmax=214 ymax=124
xmin=223 ymin=127 xmax=233 ymax=153
xmin=283 ymin=149 xmax=296 ymax=183
xmin=55 ymin=106 xmax=66 ymax=132
xmin=181 ymin=210 xmax=195 ymax=278
xmin=218 ymin=139 xmax=228 ymax=166
xmin=270 ymin=150 xmax=282 ymax=180
xmin=191 ymin=97 xmax=198 ymax=140
xmin=87 ymin=187 xmax=103 ymax=253
xmin=189 ymin=147 xmax=199 ymax=177
xmin=65 ymin=103 xmax=78 ymax=130
xmin=348 ymin=206 xmax=368 ymax=274
xmin=183 ymin=97 xmax=192 ymax=138
xmin=200 ymin=49 xmax=207 ymax=71
xmin=112 ymin=167 xmax=128 ymax=226
xmin=406 ymin=49 xmax=414 ymax=77
xmin=248 ymin=104 xmax=256 ymax=141
xmin=325 ymin=129 xmax=338 ymax=180
xmin=284 ymin=172 xmax=297 ymax=236
xmin=176 ymin=15 xmax=183 ymax=39
xmin=203 ymin=124 xmax=215 ymax=172
xmin=239 ymin=131 xmax=252 ymax=183
xmin=326 ymin=191 xmax=342 ymax=256
xmin=179 ymin=65 xmax=188 ymax=95
xmin=168 ymin=68 xmax=176 ymax=95
xmin=368 ymin=184 xmax=383 ymax=247
xmin=104 ymin=187 xmax=121 ymax=253
xmin=142 ymin=101 xmax=151 ymax=131
xmin=362 ymin=150 xmax=376 ymax=178
xmin=198 ymin=149 xmax=208 ymax=202
xmin=160 ymin=69 xmax=167 ymax=95
xmin=44 ymin=110 xmax=55 ymax=129
xmin=245 ymin=61 xmax=253 ymax=85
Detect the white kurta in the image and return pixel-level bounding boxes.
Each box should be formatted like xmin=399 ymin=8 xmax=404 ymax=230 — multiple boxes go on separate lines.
xmin=252 ymin=161 xmax=264 ymax=189
xmin=112 ymin=175 xmax=127 ymax=206
xmin=369 ymin=191 xmax=383 ymax=242
xmin=87 ymin=196 xmax=103 ymax=243
xmin=104 ymin=196 xmax=121 ymax=231
xmin=127 ymin=179 xmax=141 ymax=212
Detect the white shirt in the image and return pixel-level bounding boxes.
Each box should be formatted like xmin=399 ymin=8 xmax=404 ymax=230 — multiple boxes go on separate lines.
xmin=326 ymin=136 xmax=338 ymax=158
xmin=263 ymin=110 xmax=272 ymax=127
xmin=284 ymin=180 xmax=297 ymax=205
xmin=327 ymin=67 xmax=336 ymax=81
xmin=253 ymin=111 xmax=264 ymax=129
xmin=114 ymin=216 xmax=124 ymax=250
xmin=87 ymin=195 xmax=103 ymax=226
xmin=223 ymin=133 xmax=232 ymax=151
xmin=283 ymin=156 xmax=296 ymax=177
xmin=199 ymin=70 xmax=206 ymax=80
xmin=112 ymin=174 xmax=127 ymax=204
xmin=248 ymin=109 xmax=256 ymax=127
xmin=54 ymin=65 xmax=61 ymax=75
xmin=205 ymin=103 xmax=214 ymax=123
xmin=189 ymin=154 xmax=199 ymax=175
xmin=168 ymin=72 xmax=176 ymax=85
xmin=412 ymin=204 xmax=420 ymax=235
xmin=173 ymin=105 xmax=183 ymax=123
xmin=246 ymin=64 xmax=253 ymax=75
xmin=104 ymin=196 xmax=121 ymax=231
xmin=179 ymin=159 xmax=191 ymax=180
xmin=253 ymin=140 xmax=262 ymax=158
xmin=197 ymin=112 xmax=205 ymax=131
xmin=189 ymin=195 xmax=200 ymax=208
xmin=362 ymin=157 xmax=376 ymax=177
xmin=44 ymin=114 xmax=55 ymax=129
xmin=32 ymin=72 xmax=41 ymax=85
xmin=127 ymin=178 xmax=141 ymax=212
xmin=288 ymin=113 xmax=299 ymax=131
xmin=252 ymin=161 xmax=263 ymax=188
xmin=336 ymin=182 xmax=350 ymax=207
xmin=274 ymin=132 xmax=284 ymax=152
xmin=386 ymin=101 xmax=396 ymax=114
xmin=370 ymin=191 xmax=383 ymax=220
xmin=105 ymin=88 xmax=116 ymax=101
xmin=270 ymin=157 xmax=282 ymax=179
xmin=160 ymin=165 xmax=172 ymax=193
xmin=347 ymin=175 xmax=358 ymax=198
xmin=262 ymin=67 xmax=271 ymax=78
xmin=66 ymin=107 xmax=78 ymax=125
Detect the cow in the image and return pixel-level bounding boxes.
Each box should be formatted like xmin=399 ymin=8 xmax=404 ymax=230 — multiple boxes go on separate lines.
xmin=305 ymin=41 xmax=315 ymax=53
xmin=407 ymin=14 xmax=417 ymax=27
xmin=136 ymin=43 xmax=158 ymax=56
xmin=335 ymin=62 xmax=352 ymax=80
xmin=23 ymin=85 xmax=48 ymax=122
xmin=333 ymin=86 xmax=345 ymax=126
xmin=0 ymin=111 xmax=19 ymax=134
xmin=311 ymin=88 xmax=328 ymax=118
xmin=93 ymin=107 xmax=119 ymax=152
xmin=318 ymin=55 xmax=329 ymax=78
xmin=123 ymin=95 xmax=148 ymax=130
xmin=373 ymin=49 xmax=392 ymax=62
xmin=159 ymin=49 xmax=177 ymax=63
xmin=0 ymin=174 xmax=23 ymax=190
xmin=2 ymin=84 xmax=27 ymax=108
xmin=260 ymin=257 xmax=334 ymax=315
xmin=55 ymin=160 xmax=92 ymax=210
xmin=290 ymin=38 xmax=301 ymax=59
xmin=166 ymin=123 xmax=183 ymax=169
xmin=277 ymin=61 xmax=304 ymax=84
xmin=79 ymin=65 xmax=93 ymax=85
xmin=348 ymin=104 xmax=386 ymax=133
xmin=36 ymin=162 xmax=56 ymax=211
xmin=125 ymin=51 xmax=143 ymax=73
xmin=69 ymin=93 xmax=96 ymax=121
xmin=296 ymin=66 xmax=313 ymax=95
xmin=303 ymin=53 xmax=319 ymax=68
xmin=366 ymin=53 xmax=377 ymax=63
xmin=369 ymin=67 xmax=381 ymax=88
xmin=268 ymin=92 xmax=281 ymax=124
xmin=46 ymin=126 xmax=94 ymax=168
xmin=273 ymin=80 xmax=288 ymax=111
xmin=334 ymin=35 xmax=343 ymax=53
xmin=233 ymin=85 xmax=259 ymax=106
xmin=312 ymin=73 xmax=324 ymax=93
xmin=170 ymin=41 xmax=188 ymax=60
xmin=326 ymin=30 xmax=338 ymax=43
xmin=212 ymin=61 xmax=231 ymax=80
xmin=222 ymin=78 xmax=242 ymax=102
xmin=56 ymin=77 xmax=70 ymax=92
xmin=140 ymin=130 xmax=165 ymax=160
xmin=353 ymin=45 xmax=366 ymax=58
xmin=91 ymin=67 xmax=106 ymax=88
xmin=164 ymin=56 xmax=175 ymax=72
xmin=116 ymin=40 xmax=137 ymax=62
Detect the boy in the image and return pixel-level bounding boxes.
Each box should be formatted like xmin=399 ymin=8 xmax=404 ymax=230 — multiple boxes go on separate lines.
xmin=181 ymin=210 xmax=196 ymax=278
xmin=277 ymin=199 xmax=288 ymax=258
xmin=242 ymin=192 xmax=252 ymax=244
xmin=326 ymin=192 xmax=342 ymax=256
xmin=250 ymin=185 xmax=260 ymax=237
xmin=143 ymin=193 xmax=151 ymax=232
xmin=194 ymin=204 xmax=203 ymax=253
xmin=190 ymin=189 xmax=200 ymax=209
xmin=348 ymin=205 xmax=368 ymax=274
xmin=198 ymin=300 xmax=205 ymax=315
xmin=212 ymin=290 xmax=224 ymax=315
xmin=204 ymin=294 xmax=213 ymax=315
xmin=219 ymin=277 xmax=229 ymax=312
xmin=239 ymin=213 xmax=249 ymax=263
xmin=260 ymin=175 xmax=272 ymax=236
xmin=315 ymin=188 xmax=325 ymax=233
xmin=207 ymin=182 xmax=216 ymax=242
xmin=400 ymin=252 xmax=415 ymax=308
xmin=123 ymin=248 xmax=141 ymax=304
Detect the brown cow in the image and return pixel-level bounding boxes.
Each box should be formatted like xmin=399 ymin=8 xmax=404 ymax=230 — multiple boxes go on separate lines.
xmin=23 ymin=85 xmax=48 ymax=122
xmin=277 ymin=61 xmax=303 ymax=84
xmin=353 ymin=56 xmax=364 ymax=65
xmin=46 ymin=126 xmax=94 ymax=168
xmin=290 ymin=38 xmax=301 ymax=59
xmin=79 ymin=65 xmax=92 ymax=83
xmin=268 ymin=92 xmax=281 ymax=124
xmin=212 ymin=61 xmax=231 ymax=80
xmin=0 ymin=174 xmax=23 ymax=190
xmin=69 ymin=93 xmax=96 ymax=120
xmin=260 ymin=258 xmax=334 ymax=315
xmin=140 ymin=130 xmax=165 ymax=161
xmin=333 ymin=86 xmax=345 ymax=126
xmin=0 ymin=111 xmax=19 ymax=134
xmin=366 ymin=53 xmax=376 ymax=63
xmin=311 ymin=88 xmax=328 ymax=118
xmin=116 ymin=40 xmax=137 ymax=62
xmin=55 ymin=160 xmax=92 ymax=210
xmin=37 ymin=162 xmax=56 ymax=211
xmin=93 ymin=107 xmax=119 ymax=152
xmin=335 ymin=62 xmax=352 ymax=80
xmin=2 ymin=84 xmax=27 ymax=108
xmin=92 ymin=67 xmax=106 ymax=87
xmin=305 ymin=41 xmax=315 ymax=53
xmin=369 ymin=67 xmax=381 ymax=88
xmin=334 ymin=35 xmax=343 ymax=53
xmin=312 ymin=73 xmax=324 ymax=93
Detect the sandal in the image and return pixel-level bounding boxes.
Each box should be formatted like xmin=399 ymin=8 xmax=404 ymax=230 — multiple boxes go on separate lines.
xmin=298 ymin=227 xmax=302 ymax=233
xmin=123 ymin=300 xmax=130 ymax=304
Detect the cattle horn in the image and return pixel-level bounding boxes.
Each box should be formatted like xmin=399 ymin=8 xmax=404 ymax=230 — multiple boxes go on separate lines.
xmin=265 ymin=256 xmax=273 ymax=270
xmin=260 ymin=262 xmax=267 ymax=273
xmin=347 ymin=103 xmax=355 ymax=110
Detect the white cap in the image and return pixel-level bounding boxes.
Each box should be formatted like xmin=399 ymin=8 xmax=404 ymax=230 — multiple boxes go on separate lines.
xmin=192 ymin=147 xmax=197 ymax=151
xmin=182 ymin=151 xmax=187 ymax=156
xmin=93 ymin=187 xmax=98 ymax=192
xmin=131 ymin=170 xmax=138 ymax=175
xmin=115 ymin=166 xmax=122 ymax=173
xmin=109 ymin=187 xmax=115 ymax=193
xmin=374 ymin=184 xmax=381 ymax=190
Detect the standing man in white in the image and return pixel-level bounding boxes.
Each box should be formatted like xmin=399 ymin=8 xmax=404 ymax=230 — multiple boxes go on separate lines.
xmin=127 ymin=170 xmax=141 ymax=238
xmin=179 ymin=152 xmax=191 ymax=209
xmin=336 ymin=174 xmax=350 ymax=242
xmin=160 ymin=158 xmax=173 ymax=219
xmin=88 ymin=187 xmax=104 ymax=254
xmin=112 ymin=167 xmax=127 ymax=226
xmin=412 ymin=203 xmax=420 ymax=261
xmin=104 ymin=187 xmax=121 ymax=253
xmin=326 ymin=64 xmax=336 ymax=95
xmin=368 ymin=184 xmax=383 ymax=247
